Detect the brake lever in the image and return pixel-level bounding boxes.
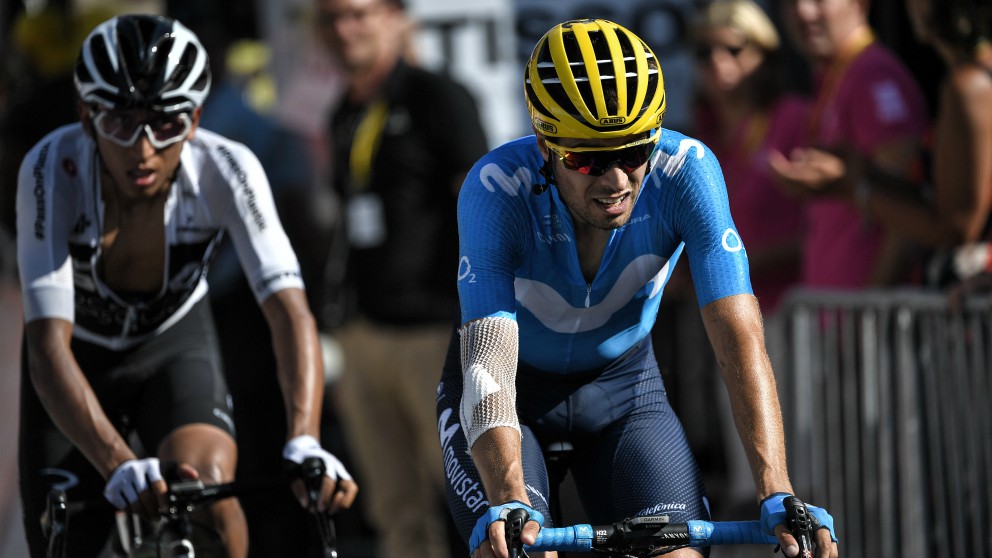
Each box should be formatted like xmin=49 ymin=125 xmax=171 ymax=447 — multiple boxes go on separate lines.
xmin=784 ymin=496 xmax=815 ymax=558
xmin=505 ymin=507 xmax=528 ymax=558
xmin=300 ymin=456 xmax=326 ymax=513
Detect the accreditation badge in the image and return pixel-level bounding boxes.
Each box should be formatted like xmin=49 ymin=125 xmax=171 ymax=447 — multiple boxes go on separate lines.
xmin=346 ymin=192 xmax=387 ymax=248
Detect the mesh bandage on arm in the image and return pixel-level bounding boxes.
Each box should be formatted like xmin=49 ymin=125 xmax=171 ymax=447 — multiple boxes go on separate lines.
xmin=459 ymin=317 xmax=521 ymax=449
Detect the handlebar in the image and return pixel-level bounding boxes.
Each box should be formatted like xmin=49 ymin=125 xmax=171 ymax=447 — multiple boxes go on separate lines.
xmin=507 ymin=497 xmax=816 ymax=556
xmin=42 ymin=457 xmax=338 ymax=558
xmin=166 ymin=456 xmax=328 ymax=513
xmin=522 ymin=516 xmax=775 ymax=553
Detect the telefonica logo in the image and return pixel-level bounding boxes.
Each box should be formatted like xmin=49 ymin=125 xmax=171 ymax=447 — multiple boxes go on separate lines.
xmin=534 ymin=119 xmax=557 ymax=134
xmin=600 ymin=116 xmax=625 ymax=125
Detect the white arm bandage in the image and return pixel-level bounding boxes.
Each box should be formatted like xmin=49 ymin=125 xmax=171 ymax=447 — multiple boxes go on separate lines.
xmin=459 ymin=317 xmax=521 ymax=449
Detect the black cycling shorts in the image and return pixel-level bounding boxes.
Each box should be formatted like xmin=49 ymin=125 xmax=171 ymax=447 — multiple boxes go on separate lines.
xmin=18 ymin=297 xmax=235 ymax=558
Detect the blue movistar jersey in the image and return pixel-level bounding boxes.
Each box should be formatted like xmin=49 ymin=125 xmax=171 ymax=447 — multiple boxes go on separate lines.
xmin=456 ymin=130 xmax=752 ymax=374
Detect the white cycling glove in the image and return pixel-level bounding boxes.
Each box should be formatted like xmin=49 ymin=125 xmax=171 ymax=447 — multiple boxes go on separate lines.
xmin=104 ymin=458 xmax=163 ymax=509
xmin=282 ymin=435 xmax=353 ymax=482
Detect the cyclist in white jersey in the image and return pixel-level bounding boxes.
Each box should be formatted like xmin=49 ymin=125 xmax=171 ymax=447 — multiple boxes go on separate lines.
xmin=438 ymin=19 xmax=838 ymax=558
xmin=15 ymin=15 xmax=357 ymax=557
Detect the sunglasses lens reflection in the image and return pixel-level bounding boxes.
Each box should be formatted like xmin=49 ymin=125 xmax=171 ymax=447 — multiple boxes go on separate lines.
xmin=558 ymin=142 xmax=655 ymax=176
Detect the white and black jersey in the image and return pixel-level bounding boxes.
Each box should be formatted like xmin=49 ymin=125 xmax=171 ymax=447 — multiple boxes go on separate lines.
xmin=16 ymin=124 xmax=303 ymax=350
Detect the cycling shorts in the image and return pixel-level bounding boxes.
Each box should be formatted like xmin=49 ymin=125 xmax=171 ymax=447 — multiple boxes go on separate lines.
xmin=436 ymin=326 xmax=710 ymax=550
xmin=18 ymin=297 xmax=235 ymax=558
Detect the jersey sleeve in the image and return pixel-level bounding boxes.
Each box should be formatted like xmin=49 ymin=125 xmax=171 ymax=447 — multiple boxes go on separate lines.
xmin=212 ymin=142 xmax=304 ymax=303
xmin=455 ymin=151 xmax=535 ymax=324
xmin=654 ymin=136 xmax=753 ymax=307
xmin=16 ymin=136 xmax=76 ymax=324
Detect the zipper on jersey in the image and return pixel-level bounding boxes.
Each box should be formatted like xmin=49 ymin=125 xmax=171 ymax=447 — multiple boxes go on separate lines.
xmin=585 ymin=283 xmax=591 ymax=308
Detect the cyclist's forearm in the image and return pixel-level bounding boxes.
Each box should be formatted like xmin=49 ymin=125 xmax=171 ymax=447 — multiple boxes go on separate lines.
xmin=262 ymin=289 xmax=325 ymax=439
xmin=730 ymin=389 xmax=793 ymax=501
xmin=25 ymin=320 xmax=136 ymax=477
xmin=700 ymin=295 xmax=793 ymax=500
xmin=721 ymin=347 xmax=792 ymax=498
xmin=470 ymin=426 xmax=531 ymax=505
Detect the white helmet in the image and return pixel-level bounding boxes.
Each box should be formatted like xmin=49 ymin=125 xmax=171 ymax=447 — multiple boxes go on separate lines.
xmin=74 ymin=14 xmax=211 ymax=113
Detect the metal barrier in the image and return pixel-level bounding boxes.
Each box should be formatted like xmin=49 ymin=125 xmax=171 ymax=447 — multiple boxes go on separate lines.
xmin=779 ymin=288 xmax=991 ymax=558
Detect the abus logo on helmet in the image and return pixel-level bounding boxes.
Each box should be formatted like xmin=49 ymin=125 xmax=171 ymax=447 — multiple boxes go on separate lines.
xmin=534 ymin=119 xmax=557 ymax=135
xmin=600 ymin=116 xmax=626 ymax=125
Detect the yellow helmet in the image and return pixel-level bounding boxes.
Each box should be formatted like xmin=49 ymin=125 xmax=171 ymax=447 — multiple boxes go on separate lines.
xmin=524 ymin=19 xmax=666 ymax=139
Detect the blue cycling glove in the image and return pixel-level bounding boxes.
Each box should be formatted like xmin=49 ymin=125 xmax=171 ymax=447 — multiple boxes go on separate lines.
xmin=469 ymin=501 xmax=545 ymax=554
xmin=760 ymin=493 xmax=838 ymax=542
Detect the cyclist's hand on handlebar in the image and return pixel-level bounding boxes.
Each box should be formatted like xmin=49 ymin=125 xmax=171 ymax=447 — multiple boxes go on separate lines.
xmin=104 ymin=458 xmax=168 ymax=518
xmin=282 ymin=434 xmax=358 ymax=512
xmin=760 ymin=493 xmax=839 ymax=558
xmin=469 ymin=501 xmax=544 ymax=558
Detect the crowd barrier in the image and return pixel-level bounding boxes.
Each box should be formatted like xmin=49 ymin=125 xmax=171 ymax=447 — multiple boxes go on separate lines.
xmin=778 ymin=289 xmax=991 ymax=558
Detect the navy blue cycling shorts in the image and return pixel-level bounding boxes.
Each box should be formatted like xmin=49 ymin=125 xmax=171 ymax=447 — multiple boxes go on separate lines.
xmin=436 ymin=326 xmax=710 ymax=548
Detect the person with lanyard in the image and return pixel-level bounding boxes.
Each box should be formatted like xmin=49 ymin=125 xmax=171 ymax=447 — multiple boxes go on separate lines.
xmin=16 ymin=14 xmax=357 ymax=557
xmin=313 ymin=0 xmax=489 ymax=556
xmin=436 ymin=18 xmax=838 ymax=558
xmin=770 ymin=0 xmax=930 ymax=288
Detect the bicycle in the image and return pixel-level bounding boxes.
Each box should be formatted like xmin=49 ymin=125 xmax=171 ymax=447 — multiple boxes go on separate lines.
xmin=42 ymin=457 xmax=339 ymax=558
xmin=503 ymin=495 xmax=817 ymax=558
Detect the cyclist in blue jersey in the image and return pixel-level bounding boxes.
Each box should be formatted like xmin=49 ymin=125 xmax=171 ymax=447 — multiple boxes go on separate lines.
xmin=16 ymin=15 xmax=357 ymax=557
xmin=435 ymin=19 xmax=838 ymax=558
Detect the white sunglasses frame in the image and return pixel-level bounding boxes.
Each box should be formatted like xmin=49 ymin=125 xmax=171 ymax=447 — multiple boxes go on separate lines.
xmin=91 ymin=110 xmax=193 ymax=150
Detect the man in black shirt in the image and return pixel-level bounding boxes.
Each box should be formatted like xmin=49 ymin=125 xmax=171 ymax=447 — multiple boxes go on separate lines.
xmin=314 ymin=0 xmax=488 ymax=556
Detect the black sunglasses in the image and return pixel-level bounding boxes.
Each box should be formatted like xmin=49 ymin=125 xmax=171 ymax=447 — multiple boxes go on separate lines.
xmin=694 ymin=42 xmax=748 ymax=60
xmin=547 ymin=136 xmax=657 ymax=176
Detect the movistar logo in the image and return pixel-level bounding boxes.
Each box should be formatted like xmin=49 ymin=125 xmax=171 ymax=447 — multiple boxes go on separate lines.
xmin=534 ymin=119 xmax=557 ymax=134
xmin=600 ymin=116 xmax=626 ymax=125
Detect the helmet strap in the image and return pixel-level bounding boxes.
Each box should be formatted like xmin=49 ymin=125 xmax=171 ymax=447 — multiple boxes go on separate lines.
xmin=534 ymin=157 xmax=556 ymax=195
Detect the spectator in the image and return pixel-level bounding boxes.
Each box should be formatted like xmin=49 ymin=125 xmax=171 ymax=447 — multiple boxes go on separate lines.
xmin=15 ymin=15 xmax=357 ymax=557
xmin=688 ymin=0 xmax=810 ymax=515
xmin=858 ymin=0 xmax=992 ymax=291
xmin=313 ymin=0 xmax=489 ymax=557
xmin=770 ymin=0 xmax=930 ymax=288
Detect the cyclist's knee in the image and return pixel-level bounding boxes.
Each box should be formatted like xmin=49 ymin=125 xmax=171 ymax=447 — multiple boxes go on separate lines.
xmin=158 ymin=423 xmax=238 ymax=482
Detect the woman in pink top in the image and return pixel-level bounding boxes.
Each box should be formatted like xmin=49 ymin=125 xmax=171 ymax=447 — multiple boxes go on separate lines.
xmin=691 ymin=0 xmax=808 ymax=315
xmin=897 ymin=0 xmax=992 ymax=291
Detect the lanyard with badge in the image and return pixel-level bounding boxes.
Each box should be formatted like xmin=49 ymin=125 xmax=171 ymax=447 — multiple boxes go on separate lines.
xmin=345 ymin=100 xmax=390 ymax=248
